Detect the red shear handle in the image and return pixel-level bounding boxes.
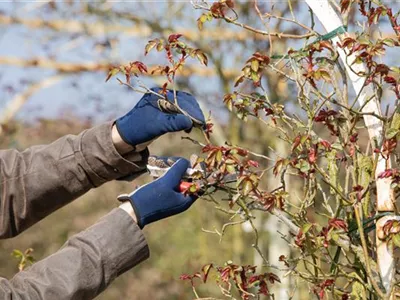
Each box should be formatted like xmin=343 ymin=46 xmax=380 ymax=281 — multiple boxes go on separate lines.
xmin=179 ymin=181 xmax=200 ymax=193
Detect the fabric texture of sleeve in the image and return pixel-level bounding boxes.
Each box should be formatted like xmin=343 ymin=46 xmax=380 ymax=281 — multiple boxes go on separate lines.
xmin=0 ymin=208 xmax=149 ymax=300
xmin=0 ymin=122 xmax=149 ymax=238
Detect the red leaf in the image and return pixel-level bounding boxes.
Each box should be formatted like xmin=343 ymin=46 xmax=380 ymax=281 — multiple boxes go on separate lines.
xmin=328 ymin=218 xmax=348 ymax=231
xmin=320 ymin=140 xmax=332 ymax=150
xmin=201 ymin=264 xmax=213 ymax=283
xmin=349 ymin=133 xmax=358 ymax=143
xmin=340 ymin=0 xmax=351 ymax=13
xmin=308 ymin=146 xmax=317 ymax=164
xmin=265 ymin=108 xmax=274 ymax=116
xmin=382 ymin=138 xmax=397 ymax=157
xmin=226 ymin=0 xmax=235 ymax=8
xmin=378 ymin=168 xmax=398 ymax=179
xmin=248 ymin=160 xmax=259 ymax=168
xmin=210 ymin=2 xmax=227 ymax=18
xmin=234 ymin=75 xmax=245 ymax=87
xmin=168 ymin=33 xmax=183 ymax=43
xmin=235 ymin=148 xmax=248 ymax=156
xmin=384 ymin=76 xmax=397 ymax=85
xmin=291 ymin=135 xmax=301 ymax=151
xmin=295 ymin=230 xmax=305 ymax=249
xmin=338 ymin=37 xmax=356 ymax=49
xmin=376 ymin=64 xmax=390 ymax=76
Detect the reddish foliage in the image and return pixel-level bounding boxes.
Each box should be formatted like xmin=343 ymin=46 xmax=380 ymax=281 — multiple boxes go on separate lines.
xmin=313 ymin=279 xmax=335 ymax=299
xmin=260 ymin=192 xmax=285 ymax=211
xmin=168 ymin=33 xmax=183 ymax=43
xmin=279 ymin=255 xmax=290 ymax=267
xmin=352 ymin=185 xmax=364 ymax=202
xmin=349 ymin=133 xmax=358 ymax=143
xmin=382 ymin=138 xmax=397 ymax=158
xmin=314 ymin=109 xmax=339 ymax=136
xmin=179 ymin=273 xmax=201 ymax=287
xmin=291 ymin=135 xmax=302 ymax=151
xmin=378 ymin=168 xmax=399 ymax=179
xmin=383 ymin=220 xmax=400 ymax=238
xmin=328 ymin=218 xmax=348 ymax=232
xmin=308 ymin=146 xmax=318 ymax=164
xmin=295 ymin=230 xmax=305 ymax=249
xmin=320 ymin=140 xmax=332 ymax=151
xmin=204 ymin=122 xmax=214 ymax=139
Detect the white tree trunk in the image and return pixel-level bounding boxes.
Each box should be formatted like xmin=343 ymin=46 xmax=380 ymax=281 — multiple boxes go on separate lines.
xmin=305 ymin=0 xmax=394 ymax=296
xmin=267 ymin=139 xmax=291 ymax=300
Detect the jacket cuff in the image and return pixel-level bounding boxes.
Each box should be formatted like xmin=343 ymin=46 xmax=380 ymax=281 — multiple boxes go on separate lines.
xmin=80 ymin=122 xmax=149 ymax=186
xmin=85 ymin=208 xmax=150 ymax=282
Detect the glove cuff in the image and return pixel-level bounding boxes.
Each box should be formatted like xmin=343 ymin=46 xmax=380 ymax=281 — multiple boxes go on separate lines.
xmin=115 ymin=119 xmax=137 ymax=149
xmin=117 ymin=195 xmax=145 ymax=229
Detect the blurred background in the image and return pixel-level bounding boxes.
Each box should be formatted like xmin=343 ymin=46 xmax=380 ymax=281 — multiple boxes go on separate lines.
xmin=0 ymin=1 xmax=399 ymax=299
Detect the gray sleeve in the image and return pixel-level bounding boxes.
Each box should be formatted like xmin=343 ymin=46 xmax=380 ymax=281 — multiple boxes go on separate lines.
xmin=0 ymin=208 xmax=149 ymax=300
xmin=0 ymin=121 xmax=149 ymax=238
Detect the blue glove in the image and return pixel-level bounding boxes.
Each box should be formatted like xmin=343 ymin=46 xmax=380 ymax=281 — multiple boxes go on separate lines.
xmin=116 ymin=88 xmax=205 ymax=147
xmin=117 ymin=158 xmax=197 ymax=228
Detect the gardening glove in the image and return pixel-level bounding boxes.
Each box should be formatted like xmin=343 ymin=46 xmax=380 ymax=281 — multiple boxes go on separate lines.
xmin=117 ymin=158 xmax=198 ymax=228
xmin=115 ymin=87 xmax=206 ymax=150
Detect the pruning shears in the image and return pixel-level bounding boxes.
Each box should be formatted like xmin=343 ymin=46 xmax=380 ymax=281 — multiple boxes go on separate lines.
xmin=146 ymin=155 xmax=237 ymax=193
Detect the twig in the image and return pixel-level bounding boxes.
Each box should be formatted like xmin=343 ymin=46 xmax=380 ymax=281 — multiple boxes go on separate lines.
xmin=354 ymin=204 xmax=386 ymax=298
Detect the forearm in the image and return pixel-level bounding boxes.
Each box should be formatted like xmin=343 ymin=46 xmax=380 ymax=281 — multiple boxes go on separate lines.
xmin=0 ymin=208 xmax=149 ymax=300
xmin=0 ymin=122 xmax=149 ymax=238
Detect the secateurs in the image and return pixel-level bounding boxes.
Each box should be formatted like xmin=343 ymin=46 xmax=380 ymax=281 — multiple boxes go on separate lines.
xmin=146 ymin=155 xmax=237 ymax=194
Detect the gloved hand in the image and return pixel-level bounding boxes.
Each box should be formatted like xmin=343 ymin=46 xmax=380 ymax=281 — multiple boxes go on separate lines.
xmin=115 ymin=88 xmax=205 ymax=149
xmin=117 ymin=158 xmax=197 ymax=228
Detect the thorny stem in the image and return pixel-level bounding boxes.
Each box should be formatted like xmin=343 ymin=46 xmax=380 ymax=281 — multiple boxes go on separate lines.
xmin=193 ymin=285 xmax=200 ymax=299
xmin=195 ymin=3 xmax=314 ymax=39
xmin=354 ymin=204 xmax=386 ymax=298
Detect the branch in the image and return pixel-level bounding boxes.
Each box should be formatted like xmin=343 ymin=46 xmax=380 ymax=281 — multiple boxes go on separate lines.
xmin=0 ymin=56 xmax=238 ymax=78
xmin=0 ymin=75 xmax=65 ymax=134
xmin=0 ymin=14 xmax=297 ymax=42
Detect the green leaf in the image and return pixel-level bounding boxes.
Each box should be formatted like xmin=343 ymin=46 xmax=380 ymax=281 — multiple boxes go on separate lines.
xmin=351 ymin=281 xmax=367 ymax=299
xmin=391 ymin=66 xmax=400 ymax=74
xmin=156 ymin=41 xmax=164 ymax=52
xmin=11 ymin=250 xmax=23 ymax=259
xmin=319 ymin=69 xmax=331 ymax=82
xmin=390 ymin=111 xmax=400 ymax=131
xmin=200 ymin=14 xmax=208 ymax=23
xmin=251 ymin=71 xmax=260 ymax=82
xmin=242 ymin=180 xmax=253 ymax=196
xmin=392 ymin=233 xmax=400 ymax=248
xmin=243 ymin=66 xmax=251 ymax=77
xmin=196 ymin=51 xmax=208 ymax=66
xmin=298 ymin=160 xmax=310 ymax=173
xmin=385 ymin=128 xmax=399 ymax=139
xmin=231 ymin=193 xmax=241 ymax=206
xmin=226 ymin=164 xmax=236 ymax=173
xmin=144 ymin=40 xmax=157 ymax=55
xmin=216 ymin=150 xmax=222 ymax=163
xmin=302 ymin=223 xmax=313 ymax=234
xmin=235 ymin=98 xmax=243 ymax=105
xmin=331 ymin=143 xmax=343 ymax=151
xmin=226 ymin=100 xmax=233 ymax=111
xmin=300 ymin=134 xmax=308 ymax=144
xmin=189 ymin=184 xmax=198 ymax=193
xmin=201 ymin=264 xmax=213 ymax=283
xmin=251 ymin=59 xmax=259 ymax=72
xmin=382 ymin=38 xmax=396 ymax=47
xmin=105 ymin=67 xmax=120 ymax=82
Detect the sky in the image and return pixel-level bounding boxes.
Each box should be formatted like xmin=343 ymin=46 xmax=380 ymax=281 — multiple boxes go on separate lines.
xmin=0 ymin=1 xmax=399 ymax=125
xmin=0 ymin=1 xmax=235 ymax=124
